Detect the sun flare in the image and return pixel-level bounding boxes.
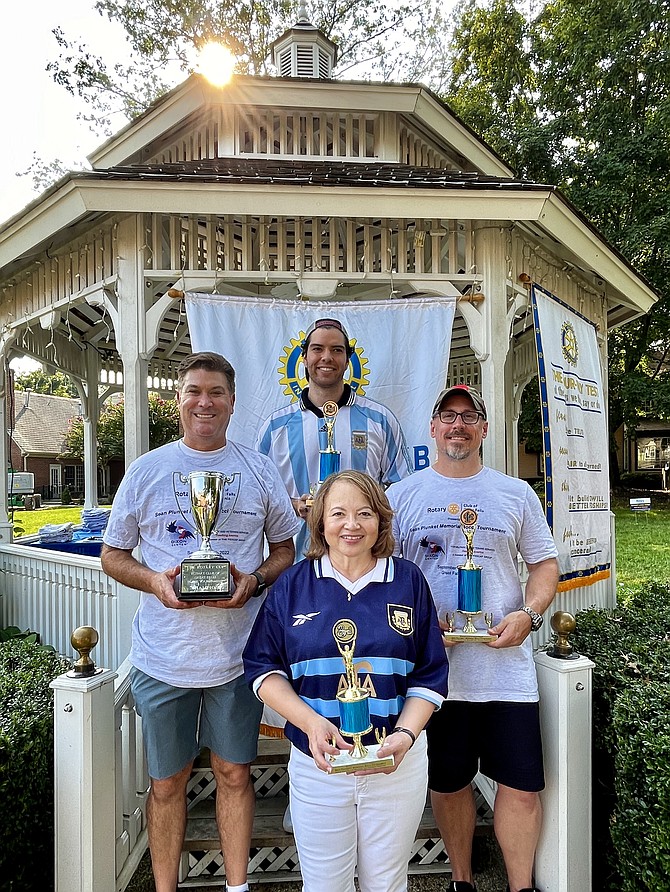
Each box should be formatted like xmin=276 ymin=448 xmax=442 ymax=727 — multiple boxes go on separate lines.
xmin=197 ymin=42 xmax=235 ymax=87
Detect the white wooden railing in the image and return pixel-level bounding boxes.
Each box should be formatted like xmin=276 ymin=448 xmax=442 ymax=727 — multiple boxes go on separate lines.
xmin=0 ymin=542 xmax=139 ymax=671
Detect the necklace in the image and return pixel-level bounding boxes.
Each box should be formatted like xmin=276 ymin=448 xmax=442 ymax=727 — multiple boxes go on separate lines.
xmin=330 ymin=558 xmax=377 ymax=601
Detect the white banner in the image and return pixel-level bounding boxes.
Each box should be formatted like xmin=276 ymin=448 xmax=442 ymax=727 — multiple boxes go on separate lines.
xmin=532 ymin=284 xmax=611 ymax=589
xmin=185 ymin=294 xmax=456 ymax=470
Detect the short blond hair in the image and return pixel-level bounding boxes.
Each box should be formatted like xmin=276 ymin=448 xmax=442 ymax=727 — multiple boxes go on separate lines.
xmin=305 ymin=470 xmax=395 ymax=559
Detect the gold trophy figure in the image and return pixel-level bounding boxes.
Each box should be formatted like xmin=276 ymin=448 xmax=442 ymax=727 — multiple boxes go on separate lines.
xmin=329 ymin=619 xmax=394 ymax=774
xmin=442 ymin=508 xmax=497 ymax=642
xmin=306 ymin=400 xmax=342 ymax=506
xmin=179 ymin=471 xmax=232 ymax=600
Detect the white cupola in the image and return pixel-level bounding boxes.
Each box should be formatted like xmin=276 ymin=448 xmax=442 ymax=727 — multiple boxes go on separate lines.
xmin=269 ymin=0 xmax=338 ymax=79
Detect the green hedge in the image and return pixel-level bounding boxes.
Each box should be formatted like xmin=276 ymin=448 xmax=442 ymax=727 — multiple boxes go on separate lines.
xmin=572 ymin=583 xmax=670 ymax=891
xmin=0 ymin=636 xmax=71 ymax=892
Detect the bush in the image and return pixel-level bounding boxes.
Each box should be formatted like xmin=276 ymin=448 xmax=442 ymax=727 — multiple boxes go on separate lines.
xmin=618 ymin=471 xmax=663 ymax=491
xmin=60 ymin=486 xmax=72 ymax=505
xmin=572 ymin=583 xmax=670 ymax=891
xmin=0 ymin=637 xmax=71 ymax=891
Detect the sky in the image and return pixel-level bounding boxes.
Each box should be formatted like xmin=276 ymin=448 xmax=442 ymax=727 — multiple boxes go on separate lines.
xmin=2 ymin=1 xmax=134 ymax=224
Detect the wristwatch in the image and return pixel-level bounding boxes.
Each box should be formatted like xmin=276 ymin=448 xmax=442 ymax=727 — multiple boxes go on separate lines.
xmin=251 ymin=570 xmax=267 ymax=598
xmin=521 ymin=605 xmax=544 ymax=631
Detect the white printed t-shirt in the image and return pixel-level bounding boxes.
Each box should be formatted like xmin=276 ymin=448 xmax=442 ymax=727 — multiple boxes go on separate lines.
xmin=388 ymin=466 xmax=558 ymax=702
xmin=103 ymin=438 xmax=300 ymax=688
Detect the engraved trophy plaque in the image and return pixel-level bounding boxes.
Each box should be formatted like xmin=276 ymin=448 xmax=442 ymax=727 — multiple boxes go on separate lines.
xmin=306 ymin=400 xmax=342 ymax=506
xmin=179 ymin=471 xmax=232 ymax=601
xmin=329 ymin=619 xmax=394 ymax=774
xmin=442 ymin=508 xmax=497 ymax=642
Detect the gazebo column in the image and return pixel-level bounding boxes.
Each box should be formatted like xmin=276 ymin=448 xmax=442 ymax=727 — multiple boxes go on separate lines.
xmin=0 ymin=370 xmax=12 ymax=542
xmin=115 ymin=216 xmax=177 ymax=467
xmin=81 ymin=349 xmax=100 ymax=508
xmin=472 ymin=224 xmax=511 ymax=473
xmin=116 ymin=217 xmax=150 ymax=466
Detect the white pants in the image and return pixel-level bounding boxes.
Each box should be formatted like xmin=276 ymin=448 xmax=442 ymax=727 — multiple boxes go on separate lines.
xmin=288 ymin=733 xmax=428 ymax=892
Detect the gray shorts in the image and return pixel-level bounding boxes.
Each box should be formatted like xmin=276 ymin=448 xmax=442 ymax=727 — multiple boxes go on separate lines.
xmin=131 ymin=668 xmax=263 ymax=780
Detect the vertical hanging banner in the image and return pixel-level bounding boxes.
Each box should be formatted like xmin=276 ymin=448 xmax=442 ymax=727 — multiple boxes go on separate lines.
xmin=532 ymin=284 xmax=611 ymax=590
xmin=185 ymin=294 xmax=456 ymax=470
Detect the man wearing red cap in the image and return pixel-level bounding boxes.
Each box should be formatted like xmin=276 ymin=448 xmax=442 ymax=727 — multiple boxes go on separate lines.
xmin=388 ymin=384 xmax=559 ymax=892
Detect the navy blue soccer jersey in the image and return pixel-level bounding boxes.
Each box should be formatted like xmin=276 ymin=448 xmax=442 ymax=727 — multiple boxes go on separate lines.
xmin=244 ymin=556 xmax=447 ymax=756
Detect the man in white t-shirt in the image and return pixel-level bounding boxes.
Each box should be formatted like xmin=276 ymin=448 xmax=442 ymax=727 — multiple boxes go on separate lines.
xmin=388 ymin=385 xmax=559 ymax=892
xmin=102 ymin=352 xmax=299 ymax=892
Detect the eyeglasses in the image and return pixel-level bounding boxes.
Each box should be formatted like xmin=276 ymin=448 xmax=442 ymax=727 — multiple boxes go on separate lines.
xmin=434 ymin=410 xmax=484 ymax=425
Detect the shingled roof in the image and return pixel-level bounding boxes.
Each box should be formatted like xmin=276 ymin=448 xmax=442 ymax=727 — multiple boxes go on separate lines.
xmin=69 ymin=158 xmax=547 ymax=192
xmin=10 ymin=392 xmax=81 ymax=457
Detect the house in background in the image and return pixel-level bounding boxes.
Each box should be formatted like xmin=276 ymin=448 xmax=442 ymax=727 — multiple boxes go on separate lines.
xmin=8 ymin=390 xmax=84 ymax=500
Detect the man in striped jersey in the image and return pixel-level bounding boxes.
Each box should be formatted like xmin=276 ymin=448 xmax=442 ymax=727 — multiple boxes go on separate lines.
xmin=256 ymin=318 xmax=413 ymax=558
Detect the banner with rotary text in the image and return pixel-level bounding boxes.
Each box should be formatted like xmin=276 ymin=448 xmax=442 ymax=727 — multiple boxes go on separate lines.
xmin=532 ymin=284 xmax=611 ymax=590
xmin=185 ymin=293 xmax=456 ymax=470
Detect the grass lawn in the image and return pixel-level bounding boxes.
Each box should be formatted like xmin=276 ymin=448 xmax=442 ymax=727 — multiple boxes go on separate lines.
xmin=10 ymin=505 xmax=84 ymax=538
xmin=612 ymin=496 xmax=670 ymax=587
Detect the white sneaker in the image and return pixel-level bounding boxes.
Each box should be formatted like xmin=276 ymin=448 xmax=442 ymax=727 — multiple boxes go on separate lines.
xmin=282 ymin=802 xmax=293 ymax=833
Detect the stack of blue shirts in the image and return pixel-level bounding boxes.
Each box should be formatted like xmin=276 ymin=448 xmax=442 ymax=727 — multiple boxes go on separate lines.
xmin=81 ymin=507 xmax=111 ymax=533
xmin=38 ymin=523 xmax=75 ymax=543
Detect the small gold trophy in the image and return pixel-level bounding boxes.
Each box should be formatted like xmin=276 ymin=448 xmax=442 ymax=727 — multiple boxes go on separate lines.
xmin=179 ymin=471 xmax=232 ymax=600
xmin=329 ymin=619 xmax=394 ymax=774
xmin=442 ymin=508 xmax=497 ymax=642
xmin=306 ymin=401 xmax=342 ymax=506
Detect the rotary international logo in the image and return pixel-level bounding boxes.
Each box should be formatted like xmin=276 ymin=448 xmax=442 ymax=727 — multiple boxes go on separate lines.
xmin=277 ymin=330 xmax=370 ymax=401
xmin=561 ymin=321 xmax=579 ymax=367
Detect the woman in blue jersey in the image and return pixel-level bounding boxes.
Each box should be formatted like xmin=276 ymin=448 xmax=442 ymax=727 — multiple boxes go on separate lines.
xmin=244 ymin=470 xmax=447 ymax=892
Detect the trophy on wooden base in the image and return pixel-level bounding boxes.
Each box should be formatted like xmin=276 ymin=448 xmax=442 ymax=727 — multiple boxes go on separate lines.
xmin=328 ymin=619 xmax=394 ymax=774
xmin=442 ymin=508 xmax=497 ymax=643
xmin=178 ymin=471 xmax=232 ymax=601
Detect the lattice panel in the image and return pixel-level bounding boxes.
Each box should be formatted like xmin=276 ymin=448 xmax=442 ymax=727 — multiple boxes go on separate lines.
xmin=409 ymin=838 xmax=449 ymax=866
xmin=187 ymin=770 xmax=217 ymax=808
xmin=252 ymin=765 xmax=289 ymax=798
xmin=186 ymin=766 xmax=289 ymax=809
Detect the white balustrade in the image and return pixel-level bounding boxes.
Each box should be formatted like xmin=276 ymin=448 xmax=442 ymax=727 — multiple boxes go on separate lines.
xmin=0 ymin=543 xmax=139 ymax=669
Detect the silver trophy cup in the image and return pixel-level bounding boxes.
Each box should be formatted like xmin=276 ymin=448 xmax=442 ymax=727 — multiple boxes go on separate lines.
xmin=179 ymin=471 xmax=232 ymax=600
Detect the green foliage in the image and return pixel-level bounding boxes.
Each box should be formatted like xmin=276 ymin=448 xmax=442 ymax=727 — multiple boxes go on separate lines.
xmin=618 ymin=471 xmax=664 ymax=491
xmin=62 ymin=393 xmax=180 ymax=467
xmin=0 ymin=626 xmax=39 ymax=645
xmin=0 ymin=638 xmax=71 ymax=891
xmin=518 ymin=375 xmax=542 ymax=454
xmin=445 ymin=0 xmax=670 ymax=481
xmin=611 ymin=684 xmax=670 ymax=891
xmin=14 ymin=369 xmax=78 ymax=398
xmin=572 ymin=583 xmax=670 ymax=890
xmin=60 ymin=485 xmax=72 ymax=505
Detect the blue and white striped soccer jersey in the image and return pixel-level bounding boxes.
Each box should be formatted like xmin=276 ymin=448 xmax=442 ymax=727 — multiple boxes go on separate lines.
xmin=256 ymin=386 xmax=413 ymax=554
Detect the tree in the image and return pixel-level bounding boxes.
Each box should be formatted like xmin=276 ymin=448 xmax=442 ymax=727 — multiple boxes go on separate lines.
xmin=62 ymin=393 xmax=180 ymax=466
xmin=47 ymin=0 xmax=451 ymax=137
xmin=445 ymin=0 xmax=670 ymax=482
xmin=14 ymin=370 xmax=78 ymax=398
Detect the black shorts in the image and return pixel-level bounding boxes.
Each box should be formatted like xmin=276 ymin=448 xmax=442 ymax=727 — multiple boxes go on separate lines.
xmin=426 ymin=700 xmax=545 ymax=794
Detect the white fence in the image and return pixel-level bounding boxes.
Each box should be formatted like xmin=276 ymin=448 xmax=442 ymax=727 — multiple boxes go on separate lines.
xmin=0 ymin=542 xmax=139 ymax=670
